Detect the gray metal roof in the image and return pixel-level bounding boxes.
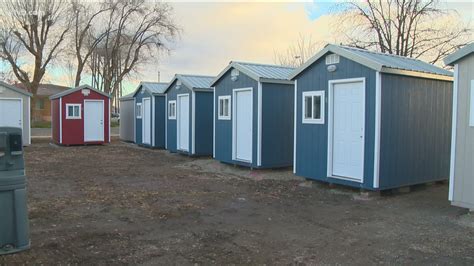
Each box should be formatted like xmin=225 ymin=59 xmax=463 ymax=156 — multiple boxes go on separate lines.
xmin=50 ymin=84 xmax=110 ymax=99
xmin=164 ymin=74 xmax=215 ymax=93
xmin=140 ymin=82 xmax=168 ymax=94
xmin=0 ymin=81 xmax=33 ymax=97
xmin=444 ymin=43 xmax=474 ymax=66
xmin=290 ymin=44 xmax=453 ymax=80
xmin=119 ymin=92 xmax=135 ymax=101
xmin=211 ymin=61 xmax=295 ymax=86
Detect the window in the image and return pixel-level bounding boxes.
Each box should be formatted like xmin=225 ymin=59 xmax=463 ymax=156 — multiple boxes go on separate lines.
xmin=302 ymin=91 xmax=325 ymax=124
xmin=168 ymin=100 xmax=176 ymax=119
xmin=325 ymin=54 xmax=340 ymax=65
xmin=470 ymin=80 xmax=474 ymax=127
xmin=66 ymin=104 xmax=81 ymax=119
xmin=35 ymin=99 xmax=44 ymax=110
xmin=136 ymin=103 xmax=142 ymax=119
xmin=218 ymin=96 xmax=231 ymax=120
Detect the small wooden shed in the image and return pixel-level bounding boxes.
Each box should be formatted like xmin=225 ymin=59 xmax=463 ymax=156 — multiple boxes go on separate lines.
xmin=50 ymin=85 xmax=110 ymax=145
xmin=0 ymin=81 xmax=32 ymax=145
xmin=133 ymin=82 xmax=168 ymax=148
xmin=211 ymin=61 xmax=295 ymax=168
xmin=164 ymin=74 xmax=214 ymax=156
xmin=444 ymin=43 xmax=474 ymax=210
xmin=290 ymin=44 xmax=453 ymax=190
xmin=119 ymin=92 xmax=135 ymax=142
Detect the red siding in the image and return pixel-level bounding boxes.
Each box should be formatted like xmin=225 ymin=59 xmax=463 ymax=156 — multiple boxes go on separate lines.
xmin=51 ymin=99 xmax=60 ymax=143
xmin=57 ymin=89 xmax=109 ymax=145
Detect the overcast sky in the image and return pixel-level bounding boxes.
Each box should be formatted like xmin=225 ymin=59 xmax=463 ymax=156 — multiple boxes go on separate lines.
xmin=5 ymin=0 xmax=473 ymax=94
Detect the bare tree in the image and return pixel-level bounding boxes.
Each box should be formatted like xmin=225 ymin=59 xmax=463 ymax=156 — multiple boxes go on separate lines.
xmin=89 ymin=0 xmax=178 ymax=111
xmin=0 ymin=0 xmax=71 ymax=96
xmin=336 ymin=0 xmax=471 ymax=64
xmin=70 ymin=1 xmax=112 ymax=87
xmin=274 ymin=34 xmax=323 ymax=67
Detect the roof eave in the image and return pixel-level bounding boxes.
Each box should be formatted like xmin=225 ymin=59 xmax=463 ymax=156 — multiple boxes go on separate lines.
xmin=0 ymin=81 xmax=33 ymax=97
xmin=259 ymin=78 xmax=294 ymax=85
xmin=380 ymin=67 xmax=454 ymax=81
xmin=443 ymin=44 xmax=474 ymax=66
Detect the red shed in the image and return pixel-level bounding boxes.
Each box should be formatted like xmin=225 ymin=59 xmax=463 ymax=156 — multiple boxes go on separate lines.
xmin=50 ymin=85 xmax=111 ymax=145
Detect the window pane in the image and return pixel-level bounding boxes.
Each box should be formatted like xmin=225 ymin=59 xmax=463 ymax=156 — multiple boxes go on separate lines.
xmin=68 ymin=106 xmax=74 ymax=116
xmin=304 ymin=96 xmax=312 ymax=119
xmin=313 ymin=96 xmax=321 ymax=119
xmin=74 ymin=106 xmax=80 ymax=117
xmin=224 ymin=99 xmax=228 ymax=116
xmin=219 ymin=99 xmax=224 ymax=116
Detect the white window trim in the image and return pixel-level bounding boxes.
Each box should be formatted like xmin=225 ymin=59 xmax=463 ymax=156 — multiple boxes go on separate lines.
xmin=65 ymin=103 xmax=81 ymax=119
xmin=168 ymin=100 xmax=176 ymax=120
xmin=302 ymin=90 xmax=325 ymax=124
xmin=470 ymin=80 xmax=474 ymax=127
xmin=136 ymin=103 xmax=142 ymax=119
xmin=218 ymin=95 xmax=231 ymax=120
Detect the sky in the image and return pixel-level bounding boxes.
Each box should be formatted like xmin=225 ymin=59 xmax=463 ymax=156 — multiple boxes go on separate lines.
xmin=1 ymin=0 xmax=473 ymax=95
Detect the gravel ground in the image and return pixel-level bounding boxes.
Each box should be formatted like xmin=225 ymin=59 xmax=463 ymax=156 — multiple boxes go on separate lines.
xmin=31 ymin=127 xmax=119 ymax=137
xmin=1 ymin=138 xmax=473 ymax=265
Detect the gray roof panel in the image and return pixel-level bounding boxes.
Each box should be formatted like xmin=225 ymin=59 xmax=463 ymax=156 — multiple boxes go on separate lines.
xmin=178 ymin=74 xmax=214 ymax=89
xmin=235 ymin=61 xmax=295 ymax=80
xmin=140 ymin=82 xmax=168 ymax=94
xmin=444 ymin=43 xmax=474 ymax=66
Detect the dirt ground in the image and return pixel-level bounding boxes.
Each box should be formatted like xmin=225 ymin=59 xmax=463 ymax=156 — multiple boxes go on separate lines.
xmin=1 ymin=138 xmax=474 ymax=265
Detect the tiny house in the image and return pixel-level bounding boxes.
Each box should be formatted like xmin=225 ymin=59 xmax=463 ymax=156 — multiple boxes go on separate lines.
xmin=165 ymin=74 xmax=214 ymax=156
xmin=0 ymin=81 xmax=32 ymax=145
xmin=119 ymin=92 xmax=135 ymax=142
xmin=133 ymin=82 xmax=168 ymax=148
xmin=444 ymin=43 xmax=474 ymax=210
xmin=211 ymin=61 xmax=295 ymax=168
xmin=50 ymin=85 xmax=110 ymax=145
xmin=291 ymin=44 xmax=453 ymax=190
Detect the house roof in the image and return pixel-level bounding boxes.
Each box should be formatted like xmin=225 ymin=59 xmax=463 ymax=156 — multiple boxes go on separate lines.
xmin=37 ymin=83 xmax=70 ymax=96
xmin=444 ymin=43 xmax=474 ymax=66
xmin=50 ymin=84 xmax=110 ymax=99
xmin=290 ymin=44 xmax=453 ymax=81
xmin=164 ymin=74 xmax=215 ymax=93
xmin=119 ymin=92 xmax=135 ymax=101
xmin=0 ymin=80 xmax=32 ymax=97
xmin=132 ymin=81 xmax=168 ymax=97
xmin=211 ymin=61 xmax=295 ymax=86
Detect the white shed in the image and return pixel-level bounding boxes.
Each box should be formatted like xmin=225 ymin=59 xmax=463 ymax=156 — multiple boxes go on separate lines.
xmin=445 ymin=43 xmax=474 ymax=211
xmin=119 ymin=93 xmax=135 ymax=142
xmin=0 ymin=81 xmax=32 ymax=145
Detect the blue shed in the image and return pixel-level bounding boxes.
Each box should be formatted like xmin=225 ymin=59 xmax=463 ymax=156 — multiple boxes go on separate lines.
xmin=290 ymin=44 xmax=453 ymax=190
xmin=211 ymin=61 xmax=295 ymax=168
xmin=133 ymin=82 xmax=168 ymax=148
xmin=164 ymin=74 xmax=215 ymax=156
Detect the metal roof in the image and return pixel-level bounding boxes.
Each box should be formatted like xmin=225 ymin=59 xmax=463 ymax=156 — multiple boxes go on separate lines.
xmin=119 ymin=92 xmax=135 ymax=101
xmin=444 ymin=43 xmax=474 ymax=66
xmin=0 ymin=81 xmax=33 ymax=97
xmin=211 ymin=61 xmax=295 ymax=86
xmin=140 ymin=82 xmax=168 ymax=94
xmin=50 ymin=84 xmax=110 ymax=99
xmin=290 ymin=44 xmax=453 ymax=81
xmin=164 ymin=74 xmax=215 ymax=93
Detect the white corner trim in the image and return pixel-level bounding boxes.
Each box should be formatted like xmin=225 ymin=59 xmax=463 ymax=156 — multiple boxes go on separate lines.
xmin=59 ymin=97 xmax=62 ymax=144
xmin=213 ymin=88 xmax=216 ymax=158
xmin=293 ymin=80 xmax=297 ymax=173
xmin=152 ymin=96 xmax=155 ymax=146
xmin=373 ymin=71 xmax=382 ymax=189
xmin=257 ymin=82 xmax=262 ymax=166
xmin=27 ymin=96 xmax=31 ymax=145
xmin=165 ymin=94 xmax=167 ymax=149
xmin=192 ymin=91 xmax=196 ymax=155
xmin=133 ymin=98 xmax=137 ymax=143
xmin=449 ymin=64 xmax=459 ymax=201
xmin=108 ymin=98 xmax=111 ymax=143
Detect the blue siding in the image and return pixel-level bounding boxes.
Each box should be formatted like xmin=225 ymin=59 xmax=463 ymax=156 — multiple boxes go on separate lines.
xmin=261 ymin=82 xmax=294 ymax=168
xmin=379 ymin=74 xmax=452 ymax=189
xmin=214 ymin=69 xmax=258 ymax=167
xmin=295 ymin=55 xmax=376 ymax=189
xmin=134 ymin=87 xmax=166 ymax=148
xmin=194 ymin=91 xmax=214 ymax=156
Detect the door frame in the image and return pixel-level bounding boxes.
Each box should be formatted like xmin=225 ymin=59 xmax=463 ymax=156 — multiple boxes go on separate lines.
xmin=84 ymin=99 xmax=105 ymax=142
xmin=232 ymin=87 xmax=253 ymax=163
xmin=0 ymin=98 xmax=23 ymax=131
xmin=141 ymin=97 xmax=151 ymax=145
xmin=327 ymin=77 xmax=366 ymax=183
xmin=176 ymin=93 xmax=190 ymax=152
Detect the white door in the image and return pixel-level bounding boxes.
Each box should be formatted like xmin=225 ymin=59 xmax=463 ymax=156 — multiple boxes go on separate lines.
xmin=142 ymin=98 xmax=151 ymax=145
xmin=0 ymin=99 xmax=22 ymax=130
xmin=84 ymin=100 xmax=104 ymax=142
xmin=331 ymin=81 xmax=365 ymax=181
xmin=177 ymin=94 xmax=189 ymax=151
xmin=233 ymin=89 xmax=253 ymax=162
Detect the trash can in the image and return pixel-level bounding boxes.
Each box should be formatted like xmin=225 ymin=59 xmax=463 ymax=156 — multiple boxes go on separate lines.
xmin=0 ymin=127 xmax=30 ymax=255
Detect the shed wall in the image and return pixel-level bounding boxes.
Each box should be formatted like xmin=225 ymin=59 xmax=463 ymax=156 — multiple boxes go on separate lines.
xmin=51 ymin=98 xmax=60 ymax=143
xmin=154 ymin=95 xmax=166 ymax=148
xmin=119 ymin=99 xmax=135 ymax=142
xmin=194 ymin=91 xmax=213 ymax=155
xmin=0 ymin=86 xmax=31 ymax=145
xmin=294 ymin=55 xmax=376 ymax=189
xmin=453 ymin=54 xmax=474 ymax=209
xmin=379 ymin=74 xmax=452 ymax=189
xmin=214 ymin=68 xmax=259 ymax=167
